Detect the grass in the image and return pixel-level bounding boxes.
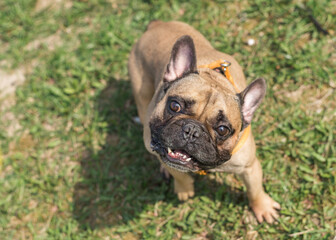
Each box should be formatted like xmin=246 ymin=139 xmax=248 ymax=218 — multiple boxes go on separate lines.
xmin=0 ymin=0 xmax=335 ymax=239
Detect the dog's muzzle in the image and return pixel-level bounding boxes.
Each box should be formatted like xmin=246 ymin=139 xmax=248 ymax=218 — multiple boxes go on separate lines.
xmin=150 ymin=118 xmax=229 ymax=172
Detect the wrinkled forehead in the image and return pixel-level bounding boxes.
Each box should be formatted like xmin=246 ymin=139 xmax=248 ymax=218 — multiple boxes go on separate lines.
xmin=168 ymin=72 xmax=236 ymax=97
xmin=166 ymin=75 xmax=242 ymax=128
xmin=201 ymin=93 xmax=242 ymax=130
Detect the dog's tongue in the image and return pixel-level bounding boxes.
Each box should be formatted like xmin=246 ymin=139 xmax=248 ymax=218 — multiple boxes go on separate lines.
xmin=168 ymin=149 xmax=191 ymax=162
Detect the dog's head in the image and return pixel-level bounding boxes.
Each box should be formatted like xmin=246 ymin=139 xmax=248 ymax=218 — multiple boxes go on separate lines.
xmin=150 ymin=35 xmax=266 ymax=172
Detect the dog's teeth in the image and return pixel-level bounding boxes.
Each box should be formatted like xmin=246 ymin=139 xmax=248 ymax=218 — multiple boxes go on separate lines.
xmin=186 ymin=158 xmax=191 ymax=162
xmin=168 ymin=148 xmax=172 ymax=153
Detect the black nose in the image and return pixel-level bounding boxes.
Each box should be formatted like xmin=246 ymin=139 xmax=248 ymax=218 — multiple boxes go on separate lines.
xmin=182 ymin=123 xmax=201 ymax=142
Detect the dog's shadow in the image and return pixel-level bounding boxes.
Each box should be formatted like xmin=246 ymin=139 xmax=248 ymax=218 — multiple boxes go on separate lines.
xmin=72 ymin=79 xmax=247 ymax=230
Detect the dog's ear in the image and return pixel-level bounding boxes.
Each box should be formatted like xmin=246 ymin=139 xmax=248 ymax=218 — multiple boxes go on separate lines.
xmin=164 ymin=35 xmax=197 ymax=82
xmin=237 ymin=78 xmax=266 ymax=129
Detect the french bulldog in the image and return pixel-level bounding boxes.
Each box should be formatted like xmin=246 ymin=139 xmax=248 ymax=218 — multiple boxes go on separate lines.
xmin=128 ymin=21 xmax=280 ymax=223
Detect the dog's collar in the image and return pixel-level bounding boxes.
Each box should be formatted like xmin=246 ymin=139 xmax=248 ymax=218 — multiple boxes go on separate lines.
xmin=195 ymin=60 xmax=251 ymax=175
xmin=198 ymin=59 xmax=240 ymax=92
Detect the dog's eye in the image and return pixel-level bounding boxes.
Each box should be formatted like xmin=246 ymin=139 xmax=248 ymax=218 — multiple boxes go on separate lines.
xmin=217 ymin=125 xmax=230 ymax=136
xmin=170 ymin=101 xmax=182 ymax=112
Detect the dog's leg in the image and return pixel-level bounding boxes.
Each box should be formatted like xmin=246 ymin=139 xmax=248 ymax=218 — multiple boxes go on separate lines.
xmin=239 ymin=158 xmax=280 ymax=223
xmin=160 ymin=164 xmax=171 ymax=184
xmin=161 ymin=163 xmax=194 ymax=201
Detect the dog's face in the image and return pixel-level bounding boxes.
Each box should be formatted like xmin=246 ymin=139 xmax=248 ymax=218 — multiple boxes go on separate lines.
xmin=150 ymin=36 xmax=266 ymax=172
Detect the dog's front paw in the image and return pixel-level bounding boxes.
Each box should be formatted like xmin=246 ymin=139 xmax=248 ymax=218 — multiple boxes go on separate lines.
xmin=250 ymin=193 xmax=280 ymax=224
xmin=177 ymin=190 xmax=194 ymax=201
xmin=174 ymin=178 xmax=194 ymax=201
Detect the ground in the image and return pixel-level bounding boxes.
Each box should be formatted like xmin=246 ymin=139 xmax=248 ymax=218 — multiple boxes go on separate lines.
xmin=0 ymin=0 xmax=335 ymax=239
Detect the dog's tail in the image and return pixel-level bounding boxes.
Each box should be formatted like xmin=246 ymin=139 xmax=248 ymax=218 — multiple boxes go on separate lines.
xmin=146 ymin=20 xmax=162 ymax=31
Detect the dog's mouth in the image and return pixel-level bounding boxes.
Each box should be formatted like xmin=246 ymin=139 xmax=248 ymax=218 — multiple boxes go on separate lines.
xmin=167 ymin=148 xmax=192 ymax=165
xmin=161 ymin=146 xmax=201 ymax=172
xmin=150 ymin=120 xmax=223 ymax=172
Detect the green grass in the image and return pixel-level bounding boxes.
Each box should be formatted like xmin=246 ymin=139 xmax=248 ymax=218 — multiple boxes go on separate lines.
xmin=0 ymin=0 xmax=335 ymax=239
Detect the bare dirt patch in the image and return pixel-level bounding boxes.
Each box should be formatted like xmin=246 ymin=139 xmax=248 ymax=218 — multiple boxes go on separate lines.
xmin=0 ymin=67 xmax=25 ymax=99
xmin=24 ymin=31 xmax=63 ymax=51
xmin=34 ymin=0 xmax=73 ymax=12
